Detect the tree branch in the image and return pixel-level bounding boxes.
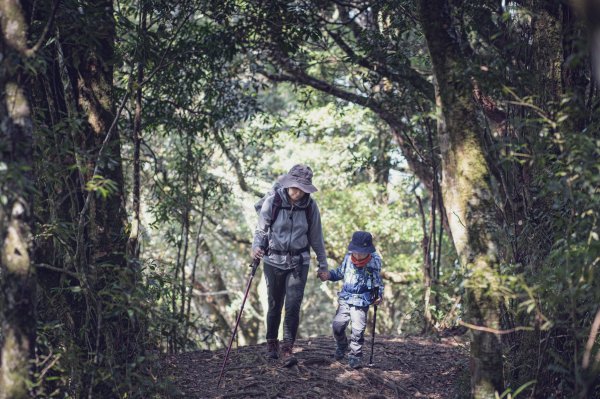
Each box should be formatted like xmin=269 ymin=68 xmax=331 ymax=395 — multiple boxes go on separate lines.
xmin=380 ymin=270 xmax=411 ymax=284
xmin=326 ymin=28 xmax=434 ymax=101
xmin=263 ymin=66 xmax=435 ymax=192
xmin=263 ymin=70 xmax=379 ymax=110
xmin=36 ymin=263 xmax=80 ymax=280
xmin=214 ymin=132 xmax=263 ymax=198
xmin=25 ymin=0 xmax=60 ymax=58
xmin=459 ymin=320 xmax=533 ymax=335
xmin=206 ymin=215 xmax=252 ymax=246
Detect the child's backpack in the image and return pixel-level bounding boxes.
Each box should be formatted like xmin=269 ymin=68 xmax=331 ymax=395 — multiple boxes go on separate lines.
xmin=254 ymin=181 xmax=313 ymax=232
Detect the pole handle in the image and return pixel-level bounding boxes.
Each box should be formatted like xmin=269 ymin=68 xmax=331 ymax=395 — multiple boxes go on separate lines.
xmin=249 ymin=257 xmax=260 ymax=274
xmin=369 ymin=303 xmax=378 ymax=366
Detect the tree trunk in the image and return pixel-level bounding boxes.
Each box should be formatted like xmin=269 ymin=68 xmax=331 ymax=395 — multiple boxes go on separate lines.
xmin=66 ymin=0 xmax=127 ymax=271
xmin=0 ymin=2 xmax=36 ymax=397
xmin=529 ymin=0 xmax=564 ymax=103
xmin=195 ymin=237 xmax=233 ymax=341
xmin=50 ymin=0 xmax=132 ymax=393
xmin=416 ymin=195 xmax=434 ymax=333
xmin=127 ymin=4 xmax=146 ymax=263
xmin=417 ymin=0 xmax=506 ymax=397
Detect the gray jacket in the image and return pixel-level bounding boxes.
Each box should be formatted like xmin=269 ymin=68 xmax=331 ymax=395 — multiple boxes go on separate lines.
xmin=252 ymin=187 xmax=327 ymax=270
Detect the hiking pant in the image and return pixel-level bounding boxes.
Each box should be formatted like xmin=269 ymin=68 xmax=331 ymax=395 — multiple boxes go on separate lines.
xmin=263 ymin=262 xmax=309 ymax=343
xmin=332 ymin=302 xmax=368 ymax=357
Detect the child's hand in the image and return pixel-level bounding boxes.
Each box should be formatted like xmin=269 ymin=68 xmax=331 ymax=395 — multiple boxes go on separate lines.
xmin=373 ymin=297 xmax=382 ymax=305
xmin=317 ymin=271 xmax=330 ymax=281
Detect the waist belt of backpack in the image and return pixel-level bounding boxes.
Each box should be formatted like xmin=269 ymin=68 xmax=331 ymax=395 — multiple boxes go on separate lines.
xmin=268 ymin=246 xmax=310 ymax=257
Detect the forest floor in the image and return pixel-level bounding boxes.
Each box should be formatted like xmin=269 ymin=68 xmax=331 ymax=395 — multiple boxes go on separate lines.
xmin=162 ymin=332 xmax=469 ymax=399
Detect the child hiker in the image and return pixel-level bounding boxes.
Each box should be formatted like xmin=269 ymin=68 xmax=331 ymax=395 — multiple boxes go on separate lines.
xmin=318 ymin=231 xmax=384 ymax=369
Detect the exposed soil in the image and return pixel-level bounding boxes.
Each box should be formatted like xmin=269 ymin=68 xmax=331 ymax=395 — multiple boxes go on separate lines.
xmin=163 ymin=334 xmax=469 ymax=398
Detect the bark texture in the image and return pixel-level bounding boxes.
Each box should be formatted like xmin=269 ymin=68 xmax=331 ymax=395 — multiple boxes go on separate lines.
xmin=0 ymin=1 xmax=36 ymax=397
xmin=28 ymin=1 xmax=133 ymax=394
xmin=417 ymin=0 xmax=506 ymax=396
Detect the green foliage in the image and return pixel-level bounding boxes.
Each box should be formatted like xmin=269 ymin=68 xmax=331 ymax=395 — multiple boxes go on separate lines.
xmin=488 ymin=84 xmax=600 ymax=397
xmin=496 ymin=380 xmax=537 ymax=399
xmin=33 ymin=262 xmax=178 ymax=398
xmin=226 ymin=85 xmax=459 ymax=336
xmin=531 ymin=95 xmax=600 ymax=395
xmin=85 ymin=175 xmax=118 ymax=198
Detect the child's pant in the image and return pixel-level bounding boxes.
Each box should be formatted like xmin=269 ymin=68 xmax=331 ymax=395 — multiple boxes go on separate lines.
xmin=332 ymin=302 xmax=368 ymax=357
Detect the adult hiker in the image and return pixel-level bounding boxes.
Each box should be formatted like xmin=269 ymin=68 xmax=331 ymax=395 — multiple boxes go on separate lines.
xmin=318 ymin=231 xmax=384 ymax=369
xmin=252 ymin=164 xmax=328 ymax=366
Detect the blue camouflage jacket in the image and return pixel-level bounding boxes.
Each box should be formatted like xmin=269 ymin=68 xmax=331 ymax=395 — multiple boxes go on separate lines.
xmin=327 ymin=252 xmax=384 ymax=307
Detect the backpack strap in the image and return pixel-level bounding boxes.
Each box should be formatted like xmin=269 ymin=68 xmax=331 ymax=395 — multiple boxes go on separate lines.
xmin=269 ymin=192 xmax=283 ymax=228
xmin=305 ymin=198 xmax=313 ymax=234
xmin=365 ymin=263 xmax=375 ymax=286
xmin=365 ymin=263 xmax=379 ymax=301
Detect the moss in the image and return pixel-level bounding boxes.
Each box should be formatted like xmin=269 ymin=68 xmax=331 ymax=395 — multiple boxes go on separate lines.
xmin=1 ymin=202 xmax=30 ymax=276
xmin=432 ymin=51 xmax=506 ymax=397
xmin=0 ymin=0 xmax=28 ymax=52
xmin=5 ymin=83 xmax=31 ymax=123
xmin=443 ymin=135 xmax=498 ymax=263
xmin=0 ymin=327 xmax=30 ymax=399
xmin=471 ymin=378 xmax=499 ymax=399
xmin=2 ymin=227 xmax=30 ymax=276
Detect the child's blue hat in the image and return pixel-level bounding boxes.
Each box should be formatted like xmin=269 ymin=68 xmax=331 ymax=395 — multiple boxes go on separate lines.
xmin=348 ymin=231 xmax=376 ymax=253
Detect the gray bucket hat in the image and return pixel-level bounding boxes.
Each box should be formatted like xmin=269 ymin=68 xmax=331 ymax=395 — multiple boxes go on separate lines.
xmin=279 ymin=164 xmax=318 ymax=193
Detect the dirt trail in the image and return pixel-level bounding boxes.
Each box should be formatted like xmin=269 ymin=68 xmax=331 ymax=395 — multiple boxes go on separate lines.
xmin=163 ymin=334 xmax=468 ymax=398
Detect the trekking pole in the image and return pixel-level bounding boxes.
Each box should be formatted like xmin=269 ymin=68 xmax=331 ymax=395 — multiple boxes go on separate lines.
xmin=368 ymin=287 xmax=379 ymax=367
xmin=217 ymin=257 xmax=261 ymax=388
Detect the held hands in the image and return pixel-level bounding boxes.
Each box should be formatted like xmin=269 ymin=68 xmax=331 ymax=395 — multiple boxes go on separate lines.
xmin=373 ymin=297 xmax=382 ymax=306
xmin=317 ymin=270 xmax=330 ymax=281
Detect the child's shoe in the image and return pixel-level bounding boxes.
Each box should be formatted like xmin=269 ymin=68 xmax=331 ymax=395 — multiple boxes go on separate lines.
xmin=334 ymin=343 xmax=348 ymax=360
xmin=348 ymin=354 xmax=362 ymax=369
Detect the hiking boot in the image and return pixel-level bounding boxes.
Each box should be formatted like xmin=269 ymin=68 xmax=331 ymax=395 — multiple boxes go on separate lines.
xmin=266 ymin=339 xmax=279 ymax=359
xmin=348 ymin=355 xmax=362 ymax=369
xmin=281 ymin=341 xmax=298 ymax=367
xmin=334 ymin=343 xmax=348 ymax=361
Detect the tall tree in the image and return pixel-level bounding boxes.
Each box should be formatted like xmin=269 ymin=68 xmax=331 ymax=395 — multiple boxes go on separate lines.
xmin=27 ymin=0 xmax=136 ymax=394
xmin=55 ymin=0 xmax=132 ymax=393
xmin=0 ymin=1 xmax=37 ymax=397
xmin=417 ymin=0 xmax=505 ymax=396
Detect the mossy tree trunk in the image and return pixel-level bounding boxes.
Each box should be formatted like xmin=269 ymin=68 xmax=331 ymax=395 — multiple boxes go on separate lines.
xmin=27 ymin=0 xmax=133 ymax=394
xmin=55 ymin=1 xmax=133 ymax=393
xmin=59 ymin=0 xmax=127 ymax=272
xmin=417 ymin=0 xmax=506 ymax=397
xmin=0 ymin=1 xmax=36 ymax=397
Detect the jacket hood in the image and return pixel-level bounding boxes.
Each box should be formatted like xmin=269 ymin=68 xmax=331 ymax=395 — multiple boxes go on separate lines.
xmin=276 ymin=187 xmax=312 ymax=208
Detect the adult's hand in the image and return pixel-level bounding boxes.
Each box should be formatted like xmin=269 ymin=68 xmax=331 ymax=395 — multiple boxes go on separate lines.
xmin=373 ymin=297 xmax=382 ymax=306
xmin=252 ymin=247 xmax=265 ymax=259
